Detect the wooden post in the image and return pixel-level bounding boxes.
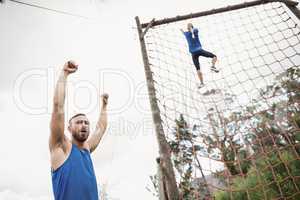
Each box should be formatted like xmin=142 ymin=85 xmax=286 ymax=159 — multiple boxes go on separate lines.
xmin=135 ymin=16 xmax=180 ymax=200
xmin=157 ymin=158 xmax=167 ymax=200
xmin=285 ymin=2 xmax=300 ymax=20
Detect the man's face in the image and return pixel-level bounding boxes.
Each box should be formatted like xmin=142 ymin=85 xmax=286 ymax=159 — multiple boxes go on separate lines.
xmin=69 ymin=115 xmax=90 ymax=142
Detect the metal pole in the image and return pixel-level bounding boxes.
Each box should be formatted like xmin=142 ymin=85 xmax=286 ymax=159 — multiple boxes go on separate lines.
xmin=135 ymin=16 xmax=180 ymax=200
xmin=141 ymin=0 xmax=299 ymax=28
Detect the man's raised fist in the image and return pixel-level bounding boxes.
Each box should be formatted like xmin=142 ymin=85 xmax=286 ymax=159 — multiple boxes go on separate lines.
xmin=63 ymin=60 xmax=78 ymax=75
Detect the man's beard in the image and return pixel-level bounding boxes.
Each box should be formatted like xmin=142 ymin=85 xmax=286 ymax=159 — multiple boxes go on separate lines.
xmin=73 ymin=131 xmax=89 ymax=142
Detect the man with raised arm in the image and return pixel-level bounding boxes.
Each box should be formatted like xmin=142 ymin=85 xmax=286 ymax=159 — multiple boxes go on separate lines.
xmin=181 ymin=23 xmax=219 ymax=88
xmin=49 ymin=60 xmax=108 ymax=200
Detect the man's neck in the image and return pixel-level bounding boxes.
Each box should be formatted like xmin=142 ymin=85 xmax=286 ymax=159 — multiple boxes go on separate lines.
xmin=72 ymin=139 xmax=86 ymax=149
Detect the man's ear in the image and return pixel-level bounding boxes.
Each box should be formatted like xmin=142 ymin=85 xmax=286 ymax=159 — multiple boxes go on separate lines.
xmin=67 ymin=125 xmax=71 ymax=132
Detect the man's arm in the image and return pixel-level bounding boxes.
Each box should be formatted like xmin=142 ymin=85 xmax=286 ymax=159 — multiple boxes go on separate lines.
xmin=88 ymin=94 xmax=108 ymax=153
xmin=49 ymin=61 xmax=78 ymax=151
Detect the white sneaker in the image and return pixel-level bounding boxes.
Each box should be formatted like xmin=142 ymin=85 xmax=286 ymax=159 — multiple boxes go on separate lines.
xmin=211 ymin=66 xmax=219 ymax=73
xmin=198 ymin=83 xmax=205 ymax=89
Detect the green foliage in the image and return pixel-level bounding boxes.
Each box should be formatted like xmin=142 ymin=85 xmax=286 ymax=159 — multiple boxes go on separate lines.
xmin=214 ymin=66 xmax=300 ymax=199
xmin=146 ymin=175 xmax=159 ymax=197
xmin=169 ymin=114 xmax=209 ymax=199
xmin=215 ymin=150 xmax=300 ymax=200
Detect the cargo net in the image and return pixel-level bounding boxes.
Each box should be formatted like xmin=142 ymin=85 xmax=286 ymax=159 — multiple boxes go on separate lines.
xmin=144 ymin=2 xmax=300 ymax=199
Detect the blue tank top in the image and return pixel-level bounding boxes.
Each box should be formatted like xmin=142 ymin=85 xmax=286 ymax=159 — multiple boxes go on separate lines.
xmin=184 ymin=28 xmax=202 ymax=54
xmin=51 ymin=144 xmax=99 ymax=200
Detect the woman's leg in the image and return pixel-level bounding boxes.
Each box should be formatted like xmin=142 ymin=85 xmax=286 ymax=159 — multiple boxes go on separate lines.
xmin=212 ymin=56 xmax=217 ymax=68
xmin=192 ymin=53 xmax=204 ymax=84
xmin=198 ymin=49 xmax=218 ymax=71
xmin=197 ymin=70 xmax=204 ymax=85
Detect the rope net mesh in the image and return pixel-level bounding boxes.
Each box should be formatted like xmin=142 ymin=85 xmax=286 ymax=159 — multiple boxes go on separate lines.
xmin=143 ymin=2 xmax=300 ymax=199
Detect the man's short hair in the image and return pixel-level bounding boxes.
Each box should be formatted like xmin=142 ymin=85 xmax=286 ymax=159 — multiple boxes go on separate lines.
xmin=69 ymin=113 xmax=86 ymax=123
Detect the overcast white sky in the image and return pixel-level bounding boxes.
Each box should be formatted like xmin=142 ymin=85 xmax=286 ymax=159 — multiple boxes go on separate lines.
xmin=1 ymin=0 xmax=299 ymax=200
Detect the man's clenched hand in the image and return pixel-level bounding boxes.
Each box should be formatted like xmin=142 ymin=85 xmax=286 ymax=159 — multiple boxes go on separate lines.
xmin=101 ymin=93 xmax=109 ymax=108
xmin=63 ymin=60 xmax=78 ymax=76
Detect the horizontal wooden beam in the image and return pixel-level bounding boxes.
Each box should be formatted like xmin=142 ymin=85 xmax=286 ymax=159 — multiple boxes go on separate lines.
xmin=141 ymin=0 xmax=299 ymax=28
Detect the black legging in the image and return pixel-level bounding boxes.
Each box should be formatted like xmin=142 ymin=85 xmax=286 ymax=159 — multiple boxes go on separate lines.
xmin=192 ymin=49 xmax=216 ymax=70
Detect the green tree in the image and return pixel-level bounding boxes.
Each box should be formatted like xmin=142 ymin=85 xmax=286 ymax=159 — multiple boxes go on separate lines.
xmin=169 ymin=114 xmax=210 ymax=199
